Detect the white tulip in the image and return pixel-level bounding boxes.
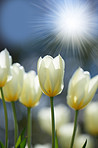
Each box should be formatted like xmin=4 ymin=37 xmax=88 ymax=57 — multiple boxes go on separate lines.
xmin=19 ymin=71 xmax=42 ymax=107
xmin=3 ymin=63 xmax=24 ymax=102
xmin=37 ymin=55 xmax=65 ymax=97
xmin=67 ymin=67 xmax=98 ymax=110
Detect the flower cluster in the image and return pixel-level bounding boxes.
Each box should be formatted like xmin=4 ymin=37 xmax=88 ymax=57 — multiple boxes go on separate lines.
xmin=0 ymin=49 xmax=42 ymax=107
xmin=0 ymin=49 xmax=98 ymax=148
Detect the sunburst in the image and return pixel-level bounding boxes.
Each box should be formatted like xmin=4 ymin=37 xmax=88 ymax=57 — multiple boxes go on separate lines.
xmin=30 ymin=0 xmax=98 ymax=57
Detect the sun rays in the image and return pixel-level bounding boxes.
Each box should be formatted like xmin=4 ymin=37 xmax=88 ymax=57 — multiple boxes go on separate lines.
xmin=30 ymin=0 xmax=98 ymax=57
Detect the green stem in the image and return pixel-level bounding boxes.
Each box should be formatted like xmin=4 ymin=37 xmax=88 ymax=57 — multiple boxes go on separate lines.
xmin=11 ymin=101 xmax=18 ymax=144
xmin=70 ymin=110 xmax=79 ymax=148
xmin=27 ymin=107 xmax=31 ymax=148
xmin=50 ymin=97 xmax=55 ymax=148
xmin=0 ymin=87 xmax=8 ymax=148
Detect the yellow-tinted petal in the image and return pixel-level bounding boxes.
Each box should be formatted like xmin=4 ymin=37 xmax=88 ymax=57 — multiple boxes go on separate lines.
xmin=81 ymin=75 xmax=98 ymax=108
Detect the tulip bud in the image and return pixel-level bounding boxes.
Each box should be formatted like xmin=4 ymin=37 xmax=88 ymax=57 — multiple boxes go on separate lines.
xmin=37 ymin=55 xmax=65 ymax=97
xmin=0 ymin=49 xmax=12 ymax=87
xmin=84 ymin=101 xmax=98 ymax=135
xmin=19 ymin=71 xmax=42 ymax=108
xmin=2 ymin=63 xmax=24 ymax=102
xmin=67 ymin=67 xmax=98 ymax=110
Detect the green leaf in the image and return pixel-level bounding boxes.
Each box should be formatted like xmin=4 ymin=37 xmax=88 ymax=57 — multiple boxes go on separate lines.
xmin=15 ymin=128 xmax=26 ymax=148
xmin=17 ymin=138 xmax=27 ymax=148
xmin=0 ymin=141 xmax=5 ymax=148
xmin=19 ymin=138 xmax=26 ymax=148
xmin=15 ymin=135 xmax=21 ymax=148
xmin=20 ymin=128 xmax=26 ymax=141
xmin=82 ymin=139 xmax=87 ymax=148
xmin=55 ymin=132 xmax=58 ymax=148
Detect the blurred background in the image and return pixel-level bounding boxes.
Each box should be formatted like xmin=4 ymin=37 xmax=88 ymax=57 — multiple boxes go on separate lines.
xmin=0 ymin=0 xmax=98 ymax=147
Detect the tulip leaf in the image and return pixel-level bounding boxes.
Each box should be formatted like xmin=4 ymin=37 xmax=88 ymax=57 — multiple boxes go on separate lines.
xmin=0 ymin=141 xmax=5 ymax=148
xmin=82 ymin=139 xmax=87 ymax=148
xmin=20 ymin=128 xmax=26 ymax=140
xmin=15 ymin=128 xmax=26 ymax=148
xmin=17 ymin=138 xmax=26 ymax=148
xmin=55 ymin=131 xmax=59 ymax=148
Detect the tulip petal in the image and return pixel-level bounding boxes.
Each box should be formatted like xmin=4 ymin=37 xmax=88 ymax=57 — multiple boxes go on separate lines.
xmin=59 ymin=55 xmax=65 ymax=74
xmin=0 ymin=68 xmax=10 ymax=88
xmin=38 ymin=60 xmax=48 ymax=95
xmin=53 ymin=55 xmax=60 ymax=69
xmin=53 ymin=69 xmax=64 ymax=96
xmin=43 ymin=55 xmax=53 ymax=68
xmin=67 ymin=68 xmax=83 ymax=95
xmin=37 ymin=57 xmax=42 ymax=71
xmin=0 ymin=49 xmax=8 ymax=68
xmin=81 ymin=75 xmax=98 ymax=108
xmin=44 ymin=66 xmax=54 ymax=96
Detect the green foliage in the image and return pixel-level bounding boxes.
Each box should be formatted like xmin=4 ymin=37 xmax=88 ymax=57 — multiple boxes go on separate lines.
xmin=16 ymin=138 xmax=26 ymax=148
xmin=0 ymin=141 xmax=5 ymax=148
xmin=15 ymin=128 xmax=27 ymax=148
xmin=55 ymin=131 xmax=58 ymax=148
xmin=82 ymin=139 xmax=87 ymax=148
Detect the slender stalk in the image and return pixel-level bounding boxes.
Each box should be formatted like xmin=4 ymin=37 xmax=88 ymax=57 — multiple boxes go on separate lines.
xmin=0 ymin=87 xmax=8 ymax=148
xmin=70 ymin=110 xmax=79 ymax=148
xmin=50 ymin=97 xmax=55 ymax=148
xmin=11 ymin=101 xmax=18 ymax=144
xmin=27 ymin=107 xmax=31 ymax=148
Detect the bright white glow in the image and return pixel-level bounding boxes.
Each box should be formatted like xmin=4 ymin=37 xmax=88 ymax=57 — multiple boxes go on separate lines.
xmin=31 ymin=0 xmax=98 ymax=56
xmin=57 ymin=6 xmax=88 ymax=38
xmin=52 ymin=0 xmax=97 ymax=48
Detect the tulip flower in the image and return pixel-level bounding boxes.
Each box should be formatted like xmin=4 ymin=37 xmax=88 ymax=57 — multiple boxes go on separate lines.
xmin=67 ymin=67 xmax=98 ymax=110
xmin=37 ymin=54 xmax=65 ymax=97
xmin=84 ymin=102 xmax=98 ymax=135
xmin=67 ymin=67 xmax=98 ymax=148
xmin=3 ymin=63 xmax=24 ymax=102
xmin=1 ymin=63 xmax=24 ymax=144
xmin=0 ymin=49 xmax=12 ymax=148
xmin=19 ymin=71 xmax=42 ymax=107
xmin=0 ymin=49 xmax=12 ymax=87
xmin=37 ymin=54 xmax=65 ymax=148
xmin=19 ymin=71 xmax=42 ymax=148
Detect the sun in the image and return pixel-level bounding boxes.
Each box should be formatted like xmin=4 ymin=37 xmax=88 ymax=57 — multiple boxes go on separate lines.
xmin=56 ymin=6 xmax=89 ymax=39
xmin=30 ymin=0 xmax=98 ymax=56
xmin=52 ymin=0 xmax=98 ymax=50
